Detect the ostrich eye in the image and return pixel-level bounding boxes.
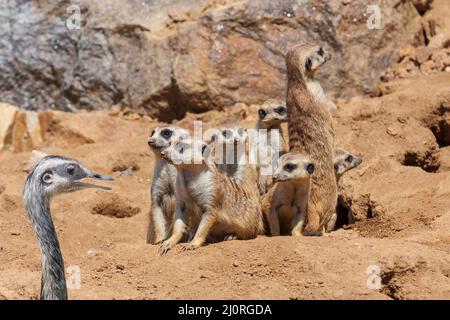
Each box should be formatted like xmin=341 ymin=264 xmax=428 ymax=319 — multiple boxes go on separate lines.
xmin=318 ymin=47 xmax=324 ymax=57
xmin=41 ymin=171 xmax=53 ymax=184
xmin=283 ymin=163 xmax=297 ymax=172
xmin=161 ymin=129 xmax=173 ymax=139
xmin=305 ymin=58 xmax=312 ymax=71
xmin=345 ymin=155 xmax=354 ymax=163
xmin=258 ymin=109 xmax=267 ymax=119
xmin=275 ymin=106 xmax=286 ymax=114
xmin=66 ymin=165 xmax=75 ymax=175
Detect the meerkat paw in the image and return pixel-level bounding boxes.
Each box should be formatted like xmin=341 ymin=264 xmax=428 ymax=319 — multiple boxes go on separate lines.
xmin=153 ymin=236 xmax=166 ymax=245
xmin=291 ymin=229 xmax=303 ymax=237
xmin=181 ymin=242 xmax=202 ymax=251
xmin=158 ymin=239 xmax=176 ymax=255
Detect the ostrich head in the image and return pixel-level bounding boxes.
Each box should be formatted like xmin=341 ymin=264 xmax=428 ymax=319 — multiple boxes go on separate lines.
xmin=25 ymin=156 xmax=112 ymax=199
xmin=23 ymin=155 xmax=113 ymax=300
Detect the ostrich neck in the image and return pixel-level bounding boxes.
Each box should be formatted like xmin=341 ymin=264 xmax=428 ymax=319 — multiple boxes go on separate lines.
xmin=25 ymin=194 xmax=67 ymax=300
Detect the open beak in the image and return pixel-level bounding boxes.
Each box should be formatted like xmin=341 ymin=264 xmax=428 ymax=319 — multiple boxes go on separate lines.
xmin=73 ymin=170 xmax=113 ymax=191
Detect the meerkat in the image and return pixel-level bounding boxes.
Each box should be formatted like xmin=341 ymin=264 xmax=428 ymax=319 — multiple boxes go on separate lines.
xmin=208 ymin=125 xmax=249 ymax=184
xmin=261 ymin=152 xmax=315 ymax=236
xmin=285 ymin=43 xmax=337 ymax=235
xmin=146 ymin=125 xmax=190 ymax=244
xmin=253 ymin=99 xmax=289 ymax=195
xmin=326 ymin=149 xmax=362 ymax=232
xmin=305 ymin=46 xmax=337 ymax=111
xmin=158 ymin=137 xmax=264 ymax=254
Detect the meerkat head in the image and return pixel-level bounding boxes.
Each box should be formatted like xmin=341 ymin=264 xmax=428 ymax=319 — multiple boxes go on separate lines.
xmin=273 ymin=152 xmax=315 ymax=182
xmin=333 ymin=149 xmax=362 ymax=178
xmin=286 ymin=43 xmax=331 ymax=81
xmin=257 ymin=99 xmax=287 ymax=129
xmin=160 ymin=137 xmax=210 ymax=167
xmin=147 ymin=126 xmax=190 ymax=151
xmin=210 ymin=126 xmax=248 ymax=146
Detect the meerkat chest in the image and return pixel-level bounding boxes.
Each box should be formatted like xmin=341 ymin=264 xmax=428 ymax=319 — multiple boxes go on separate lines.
xmin=183 ymin=170 xmax=216 ymax=209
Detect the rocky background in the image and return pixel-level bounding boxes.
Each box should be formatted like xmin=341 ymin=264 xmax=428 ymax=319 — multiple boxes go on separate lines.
xmin=0 ymin=0 xmax=441 ymax=121
xmin=1 ymin=0 xmax=450 ymax=300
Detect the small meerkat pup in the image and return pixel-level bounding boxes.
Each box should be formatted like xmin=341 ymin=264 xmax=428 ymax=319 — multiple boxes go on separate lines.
xmin=326 ymin=149 xmax=362 ymax=232
xmin=304 ymin=46 xmax=337 ymax=112
xmin=147 ymin=125 xmax=190 ymax=244
xmin=254 ymin=99 xmax=289 ymax=195
xmin=285 ymin=43 xmax=337 ymax=235
xmin=261 ymin=152 xmax=315 ymax=236
xmin=158 ymin=137 xmax=264 ymax=254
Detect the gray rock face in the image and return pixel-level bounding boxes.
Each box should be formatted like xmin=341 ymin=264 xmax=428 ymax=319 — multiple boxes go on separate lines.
xmin=0 ymin=0 xmax=422 ymax=121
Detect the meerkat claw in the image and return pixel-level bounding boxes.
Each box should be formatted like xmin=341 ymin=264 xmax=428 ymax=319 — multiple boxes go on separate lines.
xmin=181 ymin=243 xmax=201 ymax=251
xmin=158 ymin=241 xmax=173 ymax=255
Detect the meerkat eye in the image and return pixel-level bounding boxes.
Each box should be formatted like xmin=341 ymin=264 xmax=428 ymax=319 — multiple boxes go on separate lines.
xmin=41 ymin=171 xmax=53 ymax=185
xmin=306 ymin=163 xmax=315 ymax=174
xmin=283 ymin=163 xmax=297 ymax=172
xmin=275 ymin=106 xmax=286 ymax=114
xmin=161 ymin=129 xmax=173 ymax=139
xmin=223 ymin=130 xmax=232 ymax=139
xmin=345 ymin=155 xmax=354 ymax=163
xmin=201 ymin=144 xmax=207 ymax=155
xmin=66 ymin=164 xmax=75 ymax=176
xmin=334 ymin=163 xmax=339 ymax=172
xmin=258 ymin=109 xmax=267 ymax=119
xmin=305 ymin=57 xmax=312 ymax=71
xmin=318 ymin=47 xmax=324 ymax=57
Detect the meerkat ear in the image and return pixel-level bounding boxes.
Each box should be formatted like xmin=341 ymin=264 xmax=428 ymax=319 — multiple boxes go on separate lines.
xmin=305 ymin=57 xmax=312 ymax=71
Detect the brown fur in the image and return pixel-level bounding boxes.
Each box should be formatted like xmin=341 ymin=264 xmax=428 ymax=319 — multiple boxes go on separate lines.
xmin=285 ymin=43 xmax=337 ymax=234
xmin=261 ymin=152 xmax=314 ymax=236
xmin=158 ymin=139 xmax=263 ymax=253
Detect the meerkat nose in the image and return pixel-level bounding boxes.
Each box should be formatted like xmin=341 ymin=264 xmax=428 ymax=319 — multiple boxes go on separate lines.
xmin=273 ymin=175 xmax=279 ymax=181
xmin=148 ymin=139 xmax=155 ymax=146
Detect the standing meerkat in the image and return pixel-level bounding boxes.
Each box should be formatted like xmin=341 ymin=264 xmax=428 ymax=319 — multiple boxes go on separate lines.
xmin=285 ymin=43 xmax=337 ymax=235
xmin=158 ymin=137 xmax=263 ymax=253
xmin=326 ymin=149 xmax=362 ymax=232
xmin=261 ymin=152 xmax=315 ymax=236
xmin=147 ymin=125 xmax=190 ymax=244
xmin=254 ymin=99 xmax=289 ymax=195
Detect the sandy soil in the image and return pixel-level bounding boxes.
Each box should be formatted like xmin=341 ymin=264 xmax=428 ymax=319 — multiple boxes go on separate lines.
xmin=1 ymin=74 xmax=450 ymax=300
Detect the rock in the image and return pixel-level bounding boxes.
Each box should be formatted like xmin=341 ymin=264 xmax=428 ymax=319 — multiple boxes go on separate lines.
xmin=0 ymin=103 xmax=18 ymax=151
xmin=0 ymin=0 xmax=422 ymax=121
xmin=438 ymin=147 xmax=450 ymax=172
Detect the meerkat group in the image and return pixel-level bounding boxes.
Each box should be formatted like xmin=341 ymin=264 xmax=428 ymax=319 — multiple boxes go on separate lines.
xmin=146 ymin=43 xmax=362 ymax=253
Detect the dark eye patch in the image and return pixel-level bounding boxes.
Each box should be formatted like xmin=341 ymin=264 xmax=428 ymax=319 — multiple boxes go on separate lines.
xmin=305 ymin=57 xmax=312 ymax=71
xmin=258 ymin=109 xmax=267 ymax=120
xmin=275 ymin=106 xmax=286 ymax=114
xmin=161 ymin=129 xmax=173 ymax=140
xmin=283 ymin=163 xmax=297 ymax=172
xmin=345 ymin=155 xmax=354 ymax=163
xmin=222 ymin=130 xmax=232 ymax=139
